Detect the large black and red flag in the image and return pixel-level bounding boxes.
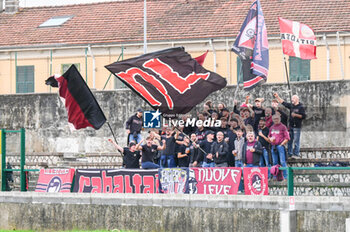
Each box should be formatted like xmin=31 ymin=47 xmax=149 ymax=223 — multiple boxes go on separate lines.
xmin=45 ymin=65 xmax=106 ymax=130
xmin=105 ymin=47 xmax=227 ymax=115
xmin=232 ymin=0 xmax=269 ymax=90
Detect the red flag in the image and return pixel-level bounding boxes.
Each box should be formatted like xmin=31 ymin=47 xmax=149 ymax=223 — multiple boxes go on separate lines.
xmin=243 ymin=167 xmax=269 ymax=195
xmin=45 ymin=65 xmax=106 ymax=130
xmin=194 ymin=50 xmax=208 ymax=66
xmin=35 ymin=169 xmax=75 ymax=192
xmin=279 ymin=17 xmax=317 ymax=59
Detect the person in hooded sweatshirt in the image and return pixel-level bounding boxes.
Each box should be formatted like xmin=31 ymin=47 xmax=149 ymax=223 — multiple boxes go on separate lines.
xmin=273 ymin=93 xmax=306 ymax=159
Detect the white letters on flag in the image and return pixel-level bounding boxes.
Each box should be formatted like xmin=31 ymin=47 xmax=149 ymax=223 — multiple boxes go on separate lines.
xmin=278 ymin=17 xmax=316 ymax=59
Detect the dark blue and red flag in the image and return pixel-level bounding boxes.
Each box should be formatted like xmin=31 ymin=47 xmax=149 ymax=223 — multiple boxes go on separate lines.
xmin=105 ymin=47 xmax=227 ymax=115
xmin=232 ymin=0 xmax=269 ymax=90
xmin=45 ymin=65 xmax=106 ymax=130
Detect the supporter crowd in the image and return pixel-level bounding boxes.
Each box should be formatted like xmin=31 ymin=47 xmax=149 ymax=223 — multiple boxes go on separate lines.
xmin=109 ymin=92 xmax=306 ymax=179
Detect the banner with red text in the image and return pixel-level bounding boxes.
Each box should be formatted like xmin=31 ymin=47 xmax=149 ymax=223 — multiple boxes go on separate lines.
xmin=190 ymin=167 xmax=242 ymax=195
xmin=72 ymin=169 xmax=158 ymax=193
xmin=243 ymin=167 xmax=269 ymax=195
xmin=35 ymin=169 xmax=75 ymax=192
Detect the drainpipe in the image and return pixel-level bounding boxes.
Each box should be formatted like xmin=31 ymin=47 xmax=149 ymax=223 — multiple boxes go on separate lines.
xmin=15 ymin=51 xmax=17 ymax=93
xmin=226 ymin=38 xmax=231 ymax=84
xmin=85 ymin=48 xmax=88 ymax=82
xmin=209 ymin=39 xmax=216 ymax=73
xmin=323 ymin=34 xmax=330 ymax=81
xmin=143 ymin=0 xmax=147 ymax=54
xmin=49 ymin=49 xmax=53 ymax=92
xmin=88 ymin=45 xmax=96 ymax=89
xmin=336 ymin=31 xmax=345 ymax=79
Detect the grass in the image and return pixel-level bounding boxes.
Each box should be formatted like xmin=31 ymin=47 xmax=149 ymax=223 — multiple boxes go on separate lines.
xmin=0 ymin=230 xmax=136 ymax=232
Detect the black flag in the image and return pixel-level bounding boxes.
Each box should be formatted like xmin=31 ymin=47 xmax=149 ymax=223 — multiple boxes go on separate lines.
xmin=45 ymin=65 xmax=106 ymax=130
xmin=105 ymin=47 xmax=227 ymax=115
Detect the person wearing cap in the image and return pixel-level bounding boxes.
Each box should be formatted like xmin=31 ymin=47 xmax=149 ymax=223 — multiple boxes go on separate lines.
xmin=245 ymin=95 xmax=265 ymax=133
xmin=125 ymin=108 xmax=143 ymax=144
xmin=108 ymin=139 xmax=141 ymax=169
xmin=200 ymin=130 xmax=216 ymax=167
xmin=160 ymin=127 xmax=179 ymax=168
xmin=136 ymin=136 xmax=165 ymax=169
xmin=240 ymin=102 xmax=254 ymax=128
xmin=220 ymin=108 xmax=230 ymax=120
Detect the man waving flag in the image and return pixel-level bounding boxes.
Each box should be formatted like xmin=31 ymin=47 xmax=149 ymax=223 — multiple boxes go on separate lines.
xmin=232 ymin=0 xmax=269 ymax=90
xmin=279 ymin=17 xmax=317 ymax=59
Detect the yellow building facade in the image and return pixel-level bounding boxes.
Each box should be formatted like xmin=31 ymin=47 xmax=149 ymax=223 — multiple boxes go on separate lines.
xmin=0 ymin=34 xmax=349 ymax=94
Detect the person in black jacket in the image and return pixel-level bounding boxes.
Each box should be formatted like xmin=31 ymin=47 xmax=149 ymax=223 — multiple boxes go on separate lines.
xmin=274 ymin=93 xmax=306 ymax=158
xmin=125 ymin=108 xmax=143 ymax=144
xmin=108 ymin=139 xmax=141 ymax=169
xmin=242 ymin=132 xmax=263 ymax=167
xmin=211 ymin=131 xmax=229 ymax=167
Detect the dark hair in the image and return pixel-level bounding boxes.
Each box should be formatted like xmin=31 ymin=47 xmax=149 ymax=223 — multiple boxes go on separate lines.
xmin=220 ymin=117 xmax=227 ymax=122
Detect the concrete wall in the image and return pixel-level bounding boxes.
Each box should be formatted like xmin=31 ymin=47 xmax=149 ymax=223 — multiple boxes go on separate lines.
xmin=0 ymin=80 xmax=349 ymax=154
xmin=0 ymin=192 xmax=350 ymax=232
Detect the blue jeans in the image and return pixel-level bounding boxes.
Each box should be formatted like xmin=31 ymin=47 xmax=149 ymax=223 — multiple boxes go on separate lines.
xmin=259 ymin=148 xmax=271 ymax=177
xmin=235 ymin=160 xmax=244 ymax=192
xmin=245 ymin=164 xmax=258 ymax=167
xmin=129 ymin=133 xmax=142 ymax=144
xmin=288 ymin=127 xmax=301 ymax=156
xmin=141 ymin=161 xmax=159 ymax=169
xmin=160 ymin=155 xmax=176 ymax=168
xmin=271 ymin=145 xmax=287 ymax=179
xmin=202 ymin=161 xmax=215 ymax=167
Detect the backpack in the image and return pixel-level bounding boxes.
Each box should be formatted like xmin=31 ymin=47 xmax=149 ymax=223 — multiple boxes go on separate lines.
xmin=270 ymin=164 xmax=284 ymax=181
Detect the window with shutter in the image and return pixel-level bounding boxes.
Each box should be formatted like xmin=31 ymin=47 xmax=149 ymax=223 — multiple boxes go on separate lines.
xmin=16 ymin=66 xmax=34 ymax=93
xmin=114 ymin=78 xmax=127 ymax=89
xmin=236 ymin=57 xmax=243 ymax=84
xmin=289 ymin=56 xmax=310 ymax=81
xmin=61 ymin=63 xmax=80 ymax=74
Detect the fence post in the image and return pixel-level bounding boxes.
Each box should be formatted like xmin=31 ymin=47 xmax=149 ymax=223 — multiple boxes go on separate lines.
xmin=287 ymin=167 xmax=294 ymax=196
xmin=1 ymin=129 xmax=6 ymax=191
xmin=20 ymin=128 xmax=26 ymax=191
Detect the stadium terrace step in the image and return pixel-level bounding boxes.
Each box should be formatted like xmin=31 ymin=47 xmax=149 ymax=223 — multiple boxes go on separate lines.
xmin=55 ymin=161 xmax=123 ymax=169
xmin=7 ymin=162 xmax=48 ymax=169
xmin=287 ymin=158 xmax=350 ymax=167
xmin=287 ymin=147 xmax=350 ymax=167
xmin=298 ymin=147 xmax=350 ymax=159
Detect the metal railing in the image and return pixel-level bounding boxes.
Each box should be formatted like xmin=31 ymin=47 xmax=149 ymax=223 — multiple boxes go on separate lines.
xmin=278 ymin=166 xmax=350 ymax=196
xmin=1 ymin=128 xmax=39 ymax=191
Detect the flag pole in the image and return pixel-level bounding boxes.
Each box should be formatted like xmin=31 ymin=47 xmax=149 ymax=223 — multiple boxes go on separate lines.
xmin=233 ymin=60 xmax=242 ymax=105
xmin=106 ymin=121 xmax=119 ymax=145
xmin=143 ymin=0 xmax=147 ymax=54
xmin=173 ymin=126 xmax=208 ymax=156
xmin=282 ymin=54 xmax=292 ymax=102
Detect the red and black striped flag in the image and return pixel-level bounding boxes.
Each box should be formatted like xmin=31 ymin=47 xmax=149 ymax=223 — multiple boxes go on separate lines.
xmin=45 ymin=65 xmax=106 ymax=130
xmin=105 ymin=47 xmax=227 ymax=115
